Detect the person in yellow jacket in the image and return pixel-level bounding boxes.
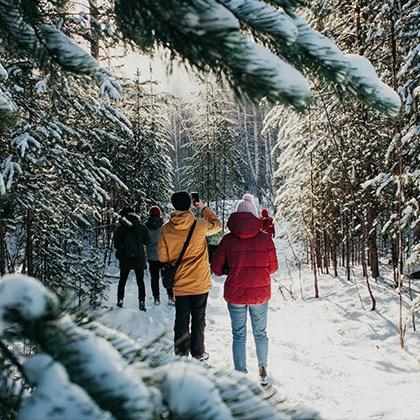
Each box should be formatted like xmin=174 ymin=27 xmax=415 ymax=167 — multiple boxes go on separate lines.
xmin=158 ymin=191 xmax=222 ymax=360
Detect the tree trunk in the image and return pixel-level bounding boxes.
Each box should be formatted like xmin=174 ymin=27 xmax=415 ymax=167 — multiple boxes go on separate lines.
xmin=89 ymin=0 xmax=100 ymax=59
xmin=0 ymin=224 xmax=5 ymax=275
xmin=367 ymin=206 xmax=379 ymax=280
xmin=25 ymin=209 xmax=34 ymax=276
xmin=310 ymin=154 xmax=319 ymax=298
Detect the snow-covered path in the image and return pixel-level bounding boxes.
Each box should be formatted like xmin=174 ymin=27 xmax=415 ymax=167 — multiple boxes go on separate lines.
xmin=100 ymin=241 xmax=420 ymax=420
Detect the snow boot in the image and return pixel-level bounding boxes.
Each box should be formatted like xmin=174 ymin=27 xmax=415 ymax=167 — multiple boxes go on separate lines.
xmin=117 ymin=299 xmax=123 ymax=308
xmin=259 ymin=367 xmax=270 ymax=386
xmin=196 ymin=352 xmax=209 ymax=362
xmin=168 ymin=297 xmax=175 ymax=306
xmin=139 ymin=301 xmax=146 ymax=312
xmin=154 ymin=297 xmax=160 ymax=305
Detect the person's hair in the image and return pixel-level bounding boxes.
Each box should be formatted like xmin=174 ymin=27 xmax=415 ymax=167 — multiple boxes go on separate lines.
xmin=171 ymin=191 xmax=191 ymax=211
xmin=149 ymin=206 xmax=162 ymax=217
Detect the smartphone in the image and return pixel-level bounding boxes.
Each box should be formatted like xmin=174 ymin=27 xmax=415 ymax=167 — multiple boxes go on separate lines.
xmin=191 ymin=192 xmax=199 ymax=204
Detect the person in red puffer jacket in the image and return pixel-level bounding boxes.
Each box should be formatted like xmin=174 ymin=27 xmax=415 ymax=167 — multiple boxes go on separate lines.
xmin=260 ymin=209 xmax=275 ymax=238
xmin=211 ymin=194 xmax=278 ymax=386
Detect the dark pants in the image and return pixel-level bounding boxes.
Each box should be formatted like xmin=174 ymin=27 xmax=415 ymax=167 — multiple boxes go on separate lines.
xmin=174 ymin=293 xmax=208 ymax=358
xmin=148 ymin=260 xmax=173 ymax=299
xmin=117 ymin=267 xmax=145 ymax=303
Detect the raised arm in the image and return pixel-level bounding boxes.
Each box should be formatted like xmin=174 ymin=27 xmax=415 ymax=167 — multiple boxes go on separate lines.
xmin=195 ymin=201 xmax=222 ymax=235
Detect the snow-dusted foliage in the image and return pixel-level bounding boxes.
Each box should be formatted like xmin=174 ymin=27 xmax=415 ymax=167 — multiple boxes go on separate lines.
xmin=0 ymin=274 xmax=58 ymax=333
xmin=19 ymin=354 xmax=110 ymax=420
xmin=0 ymin=274 xmax=316 ymax=419
xmin=266 ymin=0 xmax=419 ymax=293
xmin=0 ymin=0 xmax=400 ymax=114
xmin=180 ymin=86 xmax=246 ymax=215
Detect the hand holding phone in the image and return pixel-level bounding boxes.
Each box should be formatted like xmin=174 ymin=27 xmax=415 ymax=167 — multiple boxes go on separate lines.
xmin=191 ymin=192 xmax=199 ymax=204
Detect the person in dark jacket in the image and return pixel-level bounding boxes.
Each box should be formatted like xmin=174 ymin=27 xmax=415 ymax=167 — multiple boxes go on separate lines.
xmin=145 ymin=206 xmax=174 ymax=305
xmin=114 ymin=207 xmax=150 ymax=311
xmin=211 ymin=194 xmax=278 ymax=385
xmin=260 ymin=209 xmax=275 ymax=238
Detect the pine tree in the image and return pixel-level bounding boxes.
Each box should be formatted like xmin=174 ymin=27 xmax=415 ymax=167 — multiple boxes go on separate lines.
xmin=0 ymin=274 xmax=318 ymax=419
xmin=0 ymin=0 xmax=401 ymax=116
xmin=181 ymin=86 xmax=246 ymax=221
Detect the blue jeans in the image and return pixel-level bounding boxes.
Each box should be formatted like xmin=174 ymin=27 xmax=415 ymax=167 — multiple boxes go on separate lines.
xmin=227 ymin=302 xmax=268 ymax=373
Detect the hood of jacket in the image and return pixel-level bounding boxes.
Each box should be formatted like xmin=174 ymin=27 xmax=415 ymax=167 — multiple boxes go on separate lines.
xmin=169 ymin=211 xmax=196 ymax=230
xmin=146 ymin=215 xmax=163 ymax=230
xmin=227 ymin=212 xmax=262 ymax=239
xmin=261 ymin=209 xmax=269 ymax=217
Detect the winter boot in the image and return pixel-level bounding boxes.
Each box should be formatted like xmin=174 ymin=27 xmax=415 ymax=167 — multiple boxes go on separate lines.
xmin=259 ymin=367 xmax=269 ymax=386
xmin=139 ymin=301 xmax=146 ymax=312
xmin=117 ymin=299 xmax=123 ymax=308
xmin=154 ymin=297 xmax=160 ymax=305
xmin=168 ymin=296 xmax=175 ymax=306
xmin=196 ymin=352 xmax=209 ymax=362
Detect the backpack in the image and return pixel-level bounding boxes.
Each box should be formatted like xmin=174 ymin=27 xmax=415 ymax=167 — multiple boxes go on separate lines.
xmin=122 ymin=229 xmax=142 ymax=259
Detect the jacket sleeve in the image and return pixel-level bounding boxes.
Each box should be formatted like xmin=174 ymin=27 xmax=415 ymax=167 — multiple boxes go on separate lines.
xmin=202 ymin=207 xmax=222 ymax=235
xmin=211 ymin=236 xmax=227 ymax=276
xmin=142 ymin=225 xmax=151 ymax=246
xmin=157 ymin=230 xmax=169 ymax=264
xmin=268 ymin=238 xmax=278 ymax=274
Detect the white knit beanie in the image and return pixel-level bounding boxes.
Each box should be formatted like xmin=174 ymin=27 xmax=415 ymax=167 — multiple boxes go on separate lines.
xmin=236 ymin=193 xmax=258 ymax=216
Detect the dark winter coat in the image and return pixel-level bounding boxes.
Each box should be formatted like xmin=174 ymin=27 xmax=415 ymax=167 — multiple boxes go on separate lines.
xmin=114 ymin=213 xmax=150 ymax=270
xmin=260 ymin=209 xmax=275 ymax=238
xmin=211 ymin=212 xmax=278 ymax=305
xmin=146 ymin=215 xmax=164 ymax=261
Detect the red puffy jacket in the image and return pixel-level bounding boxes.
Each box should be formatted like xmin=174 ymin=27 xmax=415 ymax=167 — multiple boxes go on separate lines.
xmin=261 ymin=209 xmax=275 ymax=238
xmin=211 ymin=212 xmax=278 ymax=304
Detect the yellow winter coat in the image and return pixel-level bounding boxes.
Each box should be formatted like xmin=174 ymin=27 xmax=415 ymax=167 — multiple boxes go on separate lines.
xmin=158 ymin=207 xmax=222 ymax=296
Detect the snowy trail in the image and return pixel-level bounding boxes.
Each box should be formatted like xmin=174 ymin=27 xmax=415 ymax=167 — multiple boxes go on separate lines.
xmin=100 ymin=240 xmax=420 ymax=420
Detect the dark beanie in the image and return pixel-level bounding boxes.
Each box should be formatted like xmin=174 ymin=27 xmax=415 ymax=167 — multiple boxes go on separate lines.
xmin=171 ymin=191 xmax=191 ymax=211
xmin=149 ymin=206 xmax=162 ymax=217
xmin=120 ymin=207 xmax=134 ymax=218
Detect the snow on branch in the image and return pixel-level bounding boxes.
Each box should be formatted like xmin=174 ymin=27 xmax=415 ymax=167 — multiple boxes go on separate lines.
xmin=0 ymin=275 xmax=58 ymax=334
xmin=244 ymin=42 xmax=310 ymax=104
xmin=219 ymin=0 xmax=299 ymax=44
xmin=100 ymin=167 xmax=129 ymax=191
xmin=0 ymin=63 xmax=8 ymax=80
xmin=0 ymin=275 xmax=317 ymax=420
xmin=19 ymin=354 xmax=111 ymax=420
xmin=344 ymin=54 xmax=401 ymax=117
xmin=0 ymin=88 xmax=17 ymax=127
xmin=159 ymin=362 xmax=233 ymax=419
xmin=12 ymin=133 xmax=41 ymax=158
xmin=39 ymin=25 xmax=99 ymax=74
